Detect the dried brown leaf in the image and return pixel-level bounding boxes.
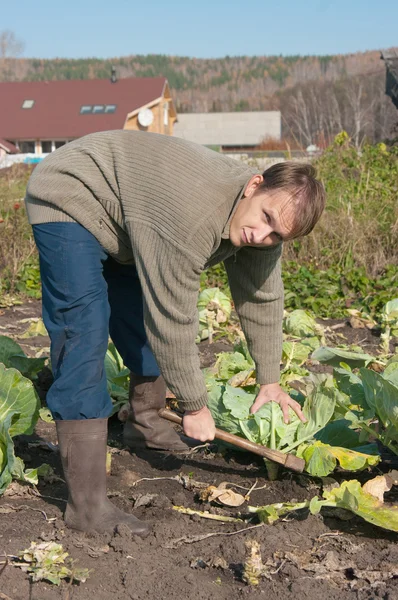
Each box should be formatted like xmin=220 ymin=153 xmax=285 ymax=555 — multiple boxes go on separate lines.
xmin=3 ymin=481 xmax=35 ymax=498
xmin=212 ymin=489 xmax=246 ymax=507
xmin=349 ymin=316 xmax=366 ymax=329
xmin=362 ymin=475 xmax=393 ymax=503
xmin=199 ymin=485 xmax=218 ymax=502
xmin=347 ymin=310 xmax=376 ymax=330
xmin=211 ymin=556 xmax=228 ymax=569
xmin=203 ymin=482 xmax=246 ymax=507
xmin=388 ymin=470 xmax=398 ymax=485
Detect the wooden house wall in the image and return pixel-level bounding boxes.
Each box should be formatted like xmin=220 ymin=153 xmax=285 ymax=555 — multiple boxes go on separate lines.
xmin=124 ymin=85 xmax=177 ymax=135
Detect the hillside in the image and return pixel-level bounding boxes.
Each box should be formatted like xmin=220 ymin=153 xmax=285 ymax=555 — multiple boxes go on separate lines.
xmin=1 ymin=49 xmax=397 ymax=145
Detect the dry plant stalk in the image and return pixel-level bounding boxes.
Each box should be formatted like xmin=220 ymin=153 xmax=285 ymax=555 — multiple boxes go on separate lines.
xmin=242 ymin=539 xmax=264 ymax=586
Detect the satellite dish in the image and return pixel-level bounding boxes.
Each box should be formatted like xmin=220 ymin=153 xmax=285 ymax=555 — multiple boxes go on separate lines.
xmin=137 ymin=108 xmax=154 ymax=127
xmin=306 ymin=144 xmax=319 ymax=154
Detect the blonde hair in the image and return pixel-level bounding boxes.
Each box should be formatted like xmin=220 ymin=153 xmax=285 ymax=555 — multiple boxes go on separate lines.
xmin=260 ymin=162 xmax=326 ymax=238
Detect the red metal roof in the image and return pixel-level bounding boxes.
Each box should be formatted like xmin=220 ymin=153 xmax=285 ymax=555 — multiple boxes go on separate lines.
xmin=0 ymin=77 xmax=167 ymax=140
xmin=0 ymin=137 xmax=18 ymax=153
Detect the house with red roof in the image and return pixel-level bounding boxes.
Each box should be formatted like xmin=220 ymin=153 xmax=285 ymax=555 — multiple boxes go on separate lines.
xmin=0 ymin=138 xmax=18 ymax=158
xmin=0 ymin=71 xmax=177 ymax=156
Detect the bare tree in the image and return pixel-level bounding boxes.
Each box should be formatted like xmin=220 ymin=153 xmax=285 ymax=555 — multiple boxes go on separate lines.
xmin=0 ymin=30 xmax=24 ymax=58
xmin=0 ymin=30 xmax=24 ymax=80
xmin=344 ymin=79 xmax=374 ymax=149
xmin=287 ymin=88 xmax=313 ymax=147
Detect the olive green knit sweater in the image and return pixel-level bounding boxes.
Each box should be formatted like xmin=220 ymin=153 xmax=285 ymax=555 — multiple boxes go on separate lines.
xmin=25 ymin=130 xmax=284 ymax=411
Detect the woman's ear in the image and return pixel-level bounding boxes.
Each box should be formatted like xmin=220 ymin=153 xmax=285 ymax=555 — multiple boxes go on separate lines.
xmin=243 ymin=174 xmax=264 ymax=198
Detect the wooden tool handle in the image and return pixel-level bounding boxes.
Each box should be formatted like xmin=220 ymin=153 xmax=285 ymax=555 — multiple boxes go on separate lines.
xmin=158 ymin=408 xmax=305 ymax=473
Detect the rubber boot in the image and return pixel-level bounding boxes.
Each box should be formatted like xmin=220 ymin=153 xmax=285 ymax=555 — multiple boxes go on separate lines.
xmin=123 ymin=374 xmax=193 ymax=452
xmin=56 ymin=418 xmax=150 ymax=536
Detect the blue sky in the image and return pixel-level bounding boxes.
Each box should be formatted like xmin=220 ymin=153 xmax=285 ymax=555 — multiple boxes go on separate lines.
xmin=3 ymin=0 xmax=397 ymax=59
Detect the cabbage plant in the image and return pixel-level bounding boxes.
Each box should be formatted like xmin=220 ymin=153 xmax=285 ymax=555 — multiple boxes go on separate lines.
xmin=196 ymin=288 xmax=232 ymax=343
xmin=249 ymin=474 xmax=398 ymax=532
xmin=0 ymin=335 xmax=47 ymax=380
xmin=313 ymin=347 xmax=398 ymax=455
xmin=206 ymin=354 xmax=379 ymax=478
xmin=0 ymin=363 xmax=48 ymax=494
xmin=104 ymin=343 xmax=130 ymax=413
xmin=380 ymin=298 xmax=398 ymax=354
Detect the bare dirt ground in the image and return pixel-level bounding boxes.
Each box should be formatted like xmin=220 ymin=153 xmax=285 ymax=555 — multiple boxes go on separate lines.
xmin=0 ymin=301 xmax=397 ymax=600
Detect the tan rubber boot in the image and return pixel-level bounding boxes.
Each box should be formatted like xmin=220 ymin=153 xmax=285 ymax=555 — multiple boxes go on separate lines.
xmin=56 ymin=418 xmax=150 ymax=536
xmin=123 ymin=374 xmax=193 ymax=451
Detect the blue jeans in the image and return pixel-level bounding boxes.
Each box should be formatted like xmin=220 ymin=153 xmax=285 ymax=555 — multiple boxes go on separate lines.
xmin=32 ymin=222 xmax=160 ymax=420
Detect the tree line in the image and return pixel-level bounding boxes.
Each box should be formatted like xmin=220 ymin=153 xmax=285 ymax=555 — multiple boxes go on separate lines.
xmin=0 ymin=29 xmax=396 ymax=147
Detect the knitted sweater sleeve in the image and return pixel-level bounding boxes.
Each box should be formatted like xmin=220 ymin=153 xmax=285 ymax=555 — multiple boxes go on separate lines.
xmin=127 ymin=222 xmax=208 ymax=412
xmin=224 ymin=244 xmax=284 ymax=385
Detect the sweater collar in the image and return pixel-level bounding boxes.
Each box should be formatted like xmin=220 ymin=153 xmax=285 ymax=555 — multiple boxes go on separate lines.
xmin=220 ymin=176 xmax=252 ymax=240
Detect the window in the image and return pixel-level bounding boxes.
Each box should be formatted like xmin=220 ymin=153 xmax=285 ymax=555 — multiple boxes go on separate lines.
xmin=55 ymin=141 xmax=66 ymax=149
xmin=80 ymin=104 xmax=116 ymax=115
xmin=19 ymin=141 xmax=35 ymax=153
xmin=164 ymin=103 xmax=169 ymax=127
xmin=22 ymin=100 xmax=35 ymax=109
xmin=41 ymin=141 xmax=52 ymax=153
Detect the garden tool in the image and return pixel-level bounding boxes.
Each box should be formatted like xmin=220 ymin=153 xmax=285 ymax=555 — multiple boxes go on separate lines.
xmin=158 ymin=408 xmax=305 ymax=472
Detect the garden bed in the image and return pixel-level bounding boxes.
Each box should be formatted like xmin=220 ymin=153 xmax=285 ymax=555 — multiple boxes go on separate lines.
xmin=1 ymin=424 xmax=398 ymax=600
xmin=0 ymin=300 xmax=397 ymax=599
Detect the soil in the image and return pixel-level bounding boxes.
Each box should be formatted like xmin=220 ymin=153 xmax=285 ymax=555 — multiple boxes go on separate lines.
xmin=0 ymin=301 xmax=397 ymax=600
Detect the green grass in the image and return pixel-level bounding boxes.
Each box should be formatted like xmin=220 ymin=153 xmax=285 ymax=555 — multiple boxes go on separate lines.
xmin=1 ymin=136 xmax=397 ymax=321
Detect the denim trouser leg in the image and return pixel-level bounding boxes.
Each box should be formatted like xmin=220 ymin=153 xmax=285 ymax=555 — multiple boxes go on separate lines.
xmin=33 ymin=223 xmax=112 ymax=420
xmin=103 ymin=258 xmax=160 ymax=378
xmin=33 ymin=222 xmax=161 ymax=421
